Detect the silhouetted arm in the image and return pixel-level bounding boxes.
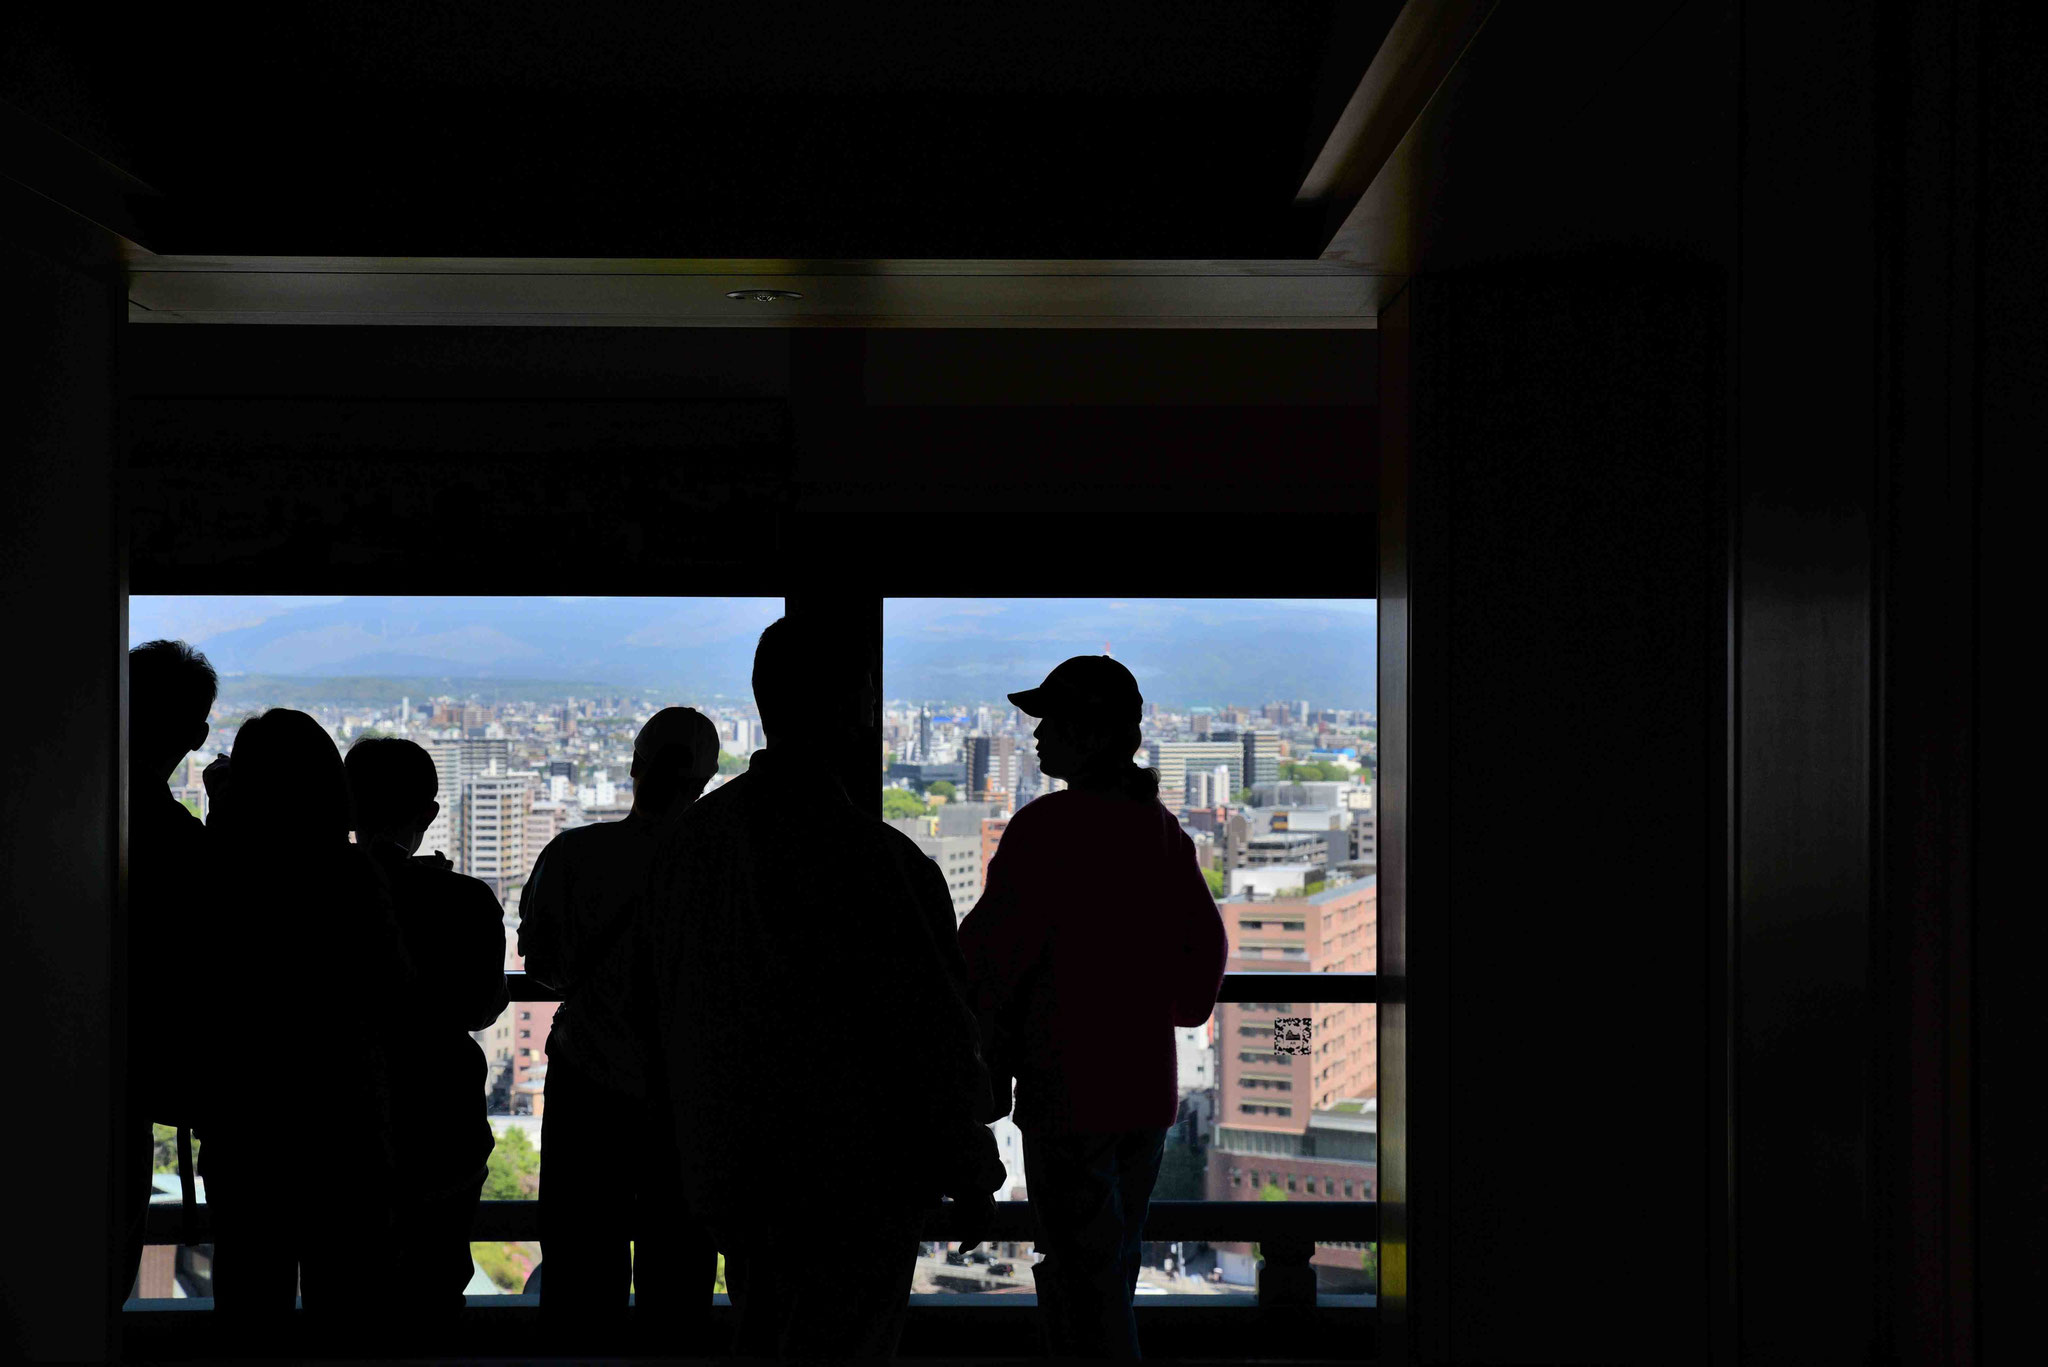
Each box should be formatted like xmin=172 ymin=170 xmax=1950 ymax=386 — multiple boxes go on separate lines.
xmin=1169 ymin=829 xmax=1230 ymax=1027
xmin=458 ymin=878 xmax=511 ymax=1031
xmin=957 ymin=816 xmax=1049 ymax=1023
xmin=885 ymin=833 xmax=1006 ymax=1198
xmin=516 ymin=838 xmax=570 ymax=994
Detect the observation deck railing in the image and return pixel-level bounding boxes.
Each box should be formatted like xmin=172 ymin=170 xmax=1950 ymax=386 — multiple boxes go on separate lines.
xmin=139 ymin=971 xmax=1378 ymax=1315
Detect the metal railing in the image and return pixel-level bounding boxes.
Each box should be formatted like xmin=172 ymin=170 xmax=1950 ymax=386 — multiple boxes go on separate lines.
xmin=498 ymin=969 xmax=1377 ymax=1003
xmin=142 ymin=970 xmax=1378 ymax=1310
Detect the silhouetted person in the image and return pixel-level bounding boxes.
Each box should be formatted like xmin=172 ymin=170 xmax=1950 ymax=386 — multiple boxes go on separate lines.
xmin=345 ymin=737 xmax=509 ymax=1332
xmin=958 ymin=655 xmax=1228 ymax=1359
xmin=520 ymin=707 xmax=722 ymax=1348
xmin=120 ymin=639 xmax=218 ymax=1310
xmin=639 ymin=618 xmax=1007 ymax=1362
xmin=201 ymin=709 xmax=413 ymax=1339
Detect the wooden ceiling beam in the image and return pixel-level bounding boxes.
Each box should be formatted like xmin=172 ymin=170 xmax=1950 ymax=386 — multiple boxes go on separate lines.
xmin=1294 ymin=0 xmax=1498 ymax=265
xmin=124 ymin=259 xmax=1386 ymax=328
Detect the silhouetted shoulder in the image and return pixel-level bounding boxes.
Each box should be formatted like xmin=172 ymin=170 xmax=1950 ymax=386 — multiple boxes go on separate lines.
xmin=1004 ymin=788 xmax=1080 ymax=835
xmin=668 ymin=772 xmax=751 ymax=836
xmin=538 ymin=817 xmax=643 ymax=860
xmin=391 ymin=851 xmax=503 ymax=911
xmin=875 ymin=819 xmax=930 ymax=863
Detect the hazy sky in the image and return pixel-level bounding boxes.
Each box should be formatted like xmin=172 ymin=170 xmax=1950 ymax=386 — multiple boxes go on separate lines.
xmin=128 ymin=595 xmax=1377 ymax=709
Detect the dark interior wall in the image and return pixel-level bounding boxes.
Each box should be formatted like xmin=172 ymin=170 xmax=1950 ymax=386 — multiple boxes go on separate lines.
xmin=1372 ymin=6 xmax=1735 ymax=1362
xmin=1384 ymin=266 xmax=1724 ymax=1366
xmin=122 ymin=327 xmax=1377 ymax=597
xmin=1376 ymin=1 xmax=1997 ymax=1363
xmin=1973 ymin=8 xmax=2039 ymax=1362
xmin=2 ymin=238 xmax=123 ymax=1360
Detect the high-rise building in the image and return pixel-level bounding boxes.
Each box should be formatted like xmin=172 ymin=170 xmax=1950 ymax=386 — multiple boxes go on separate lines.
xmin=913 ymin=833 xmax=982 ymax=924
xmin=525 ymin=800 xmax=570 ymax=880
xmin=1150 ymin=741 xmax=1245 ymax=808
xmin=420 ymin=737 xmax=466 ymax=866
xmin=1242 ymin=729 xmax=1281 ymax=788
xmin=1185 ymin=764 xmax=1233 ymax=808
xmin=463 ymin=770 xmax=535 ymax=900
xmin=963 ymin=734 xmax=1018 ymax=804
xmin=1206 ymin=876 xmax=1379 ymax=1283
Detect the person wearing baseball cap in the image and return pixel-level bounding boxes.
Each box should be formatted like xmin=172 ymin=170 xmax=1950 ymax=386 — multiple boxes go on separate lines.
xmin=960 ymin=655 xmax=1230 ymax=1358
xmin=519 ymin=706 xmax=723 ymax=1347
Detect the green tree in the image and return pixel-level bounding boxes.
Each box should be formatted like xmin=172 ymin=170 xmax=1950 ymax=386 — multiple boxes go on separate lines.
xmin=1360 ymin=1243 xmax=1378 ymax=1290
xmin=1153 ymin=1139 xmax=1206 ymax=1201
xmin=468 ymin=1241 xmax=526 ymax=1290
xmin=882 ymin=789 xmax=930 ymax=820
xmin=1201 ymin=867 xmax=1225 ymax=898
xmin=717 ymin=749 xmax=749 ymax=776
xmin=927 ymin=779 xmax=957 ymax=800
xmin=151 ymin=1123 xmax=180 ymax=1174
xmin=1233 ymin=788 xmax=1253 ymax=804
xmin=481 ymin=1125 xmax=541 ymax=1201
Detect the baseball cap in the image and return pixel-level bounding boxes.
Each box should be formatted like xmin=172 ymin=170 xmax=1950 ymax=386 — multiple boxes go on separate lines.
xmin=1008 ymin=656 xmax=1143 ymax=722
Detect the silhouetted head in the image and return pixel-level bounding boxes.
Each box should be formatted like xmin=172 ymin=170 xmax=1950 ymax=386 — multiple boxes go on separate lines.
xmin=345 ymin=737 xmax=442 ymax=855
xmin=630 ymin=706 xmax=721 ymax=817
xmin=1010 ymin=655 xmax=1159 ymax=801
xmin=129 ymin=639 xmax=218 ymax=783
xmin=229 ymin=708 xmax=351 ymax=848
xmin=752 ymin=616 xmax=875 ymax=748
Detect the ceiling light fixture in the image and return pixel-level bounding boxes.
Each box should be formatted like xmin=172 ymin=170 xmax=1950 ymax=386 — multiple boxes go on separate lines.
xmin=727 ymin=289 xmax=804 ymax=303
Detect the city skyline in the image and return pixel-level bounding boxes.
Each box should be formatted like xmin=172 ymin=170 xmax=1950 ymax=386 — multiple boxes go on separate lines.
xmin=131 ymin=596 xmax=1378 ymax=712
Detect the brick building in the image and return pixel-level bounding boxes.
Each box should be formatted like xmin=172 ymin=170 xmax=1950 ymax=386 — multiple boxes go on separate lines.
xmin=1205 ymin=878 xmax=1377 ymax=1284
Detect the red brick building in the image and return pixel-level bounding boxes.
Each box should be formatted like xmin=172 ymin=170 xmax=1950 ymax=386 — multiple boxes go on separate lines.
xmin=980 ymin=815 xmax=1007 ymax=887
xmin=1205 ymin=877 xmax=1377 ymax=1282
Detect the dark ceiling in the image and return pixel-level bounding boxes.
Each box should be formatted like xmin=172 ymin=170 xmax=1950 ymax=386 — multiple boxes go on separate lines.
xmin=4 ymin=2 xmax=1399 ymax=258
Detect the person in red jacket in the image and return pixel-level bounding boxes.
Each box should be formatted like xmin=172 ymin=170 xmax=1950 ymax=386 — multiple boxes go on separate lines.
xmin=958 ymin=654 xmax=1229 ymax=1359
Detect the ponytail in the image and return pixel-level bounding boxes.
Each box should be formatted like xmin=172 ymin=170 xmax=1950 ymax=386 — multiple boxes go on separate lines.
xmin=1073 ymin=718 xmax=1161 ymax=802
xmin=1117 ymin=761 xmax=1162 ymax=802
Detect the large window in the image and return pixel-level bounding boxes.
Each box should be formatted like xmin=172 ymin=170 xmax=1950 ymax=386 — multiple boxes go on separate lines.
xmin=883 ymin=597 xmax=1377 ymax=1297
xmin=126 ymin=592 xmax=1378 ymax=1304
xmin=124 ymin=594 xmax=782 ymax=1300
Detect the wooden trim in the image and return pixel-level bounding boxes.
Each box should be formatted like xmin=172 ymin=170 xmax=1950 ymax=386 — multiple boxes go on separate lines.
xmin=1295 ymin=0 xmax=1497 ymax=242
xmin=124 ymin=263 xmax=1385 ymax=329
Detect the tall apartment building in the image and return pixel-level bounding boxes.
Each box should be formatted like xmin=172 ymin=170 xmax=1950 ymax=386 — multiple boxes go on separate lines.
xmin=1150 ymin=741 xmax=1244 ymax=809
xmin=420 ymin=737 xmax=466 ymax=865
xmin=1242 ymin=729 xmax=1282 ymax=787
xmin=463 ymin=769 xmax=535 ymax=900
xmin=525 ymin=800 xmax=570 ymax=880
xmin=1185 ymin=763 xmax=1234 ymax=808
xmin=1205 ymin=877 xmax=1378 ymax=1283
xmin=962 ymin=734 xmax=1017 ymax=804
xmin=913 ymin=833 xmax=983 ymax=924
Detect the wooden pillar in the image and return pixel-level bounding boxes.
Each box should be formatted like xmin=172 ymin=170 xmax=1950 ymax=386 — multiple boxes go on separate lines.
xmin=0 ymin=233 xmax=126 ymax=1360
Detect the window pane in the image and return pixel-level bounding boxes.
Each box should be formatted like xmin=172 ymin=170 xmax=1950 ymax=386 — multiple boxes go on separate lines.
xmin=126 ymin=593 xmax=783 ymax=1302
xmin=885 ymin=597 xmax=1376 ymax=1297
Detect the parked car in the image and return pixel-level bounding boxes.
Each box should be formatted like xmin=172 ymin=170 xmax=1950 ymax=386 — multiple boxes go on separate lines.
xmin=989 ymin=1261 xmax=1015 ymax=1276
xmin=967 ymin=1249 xmax=991 ymax=1264
xmin=945 ymin=1250 xmax=968 ymax=1266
